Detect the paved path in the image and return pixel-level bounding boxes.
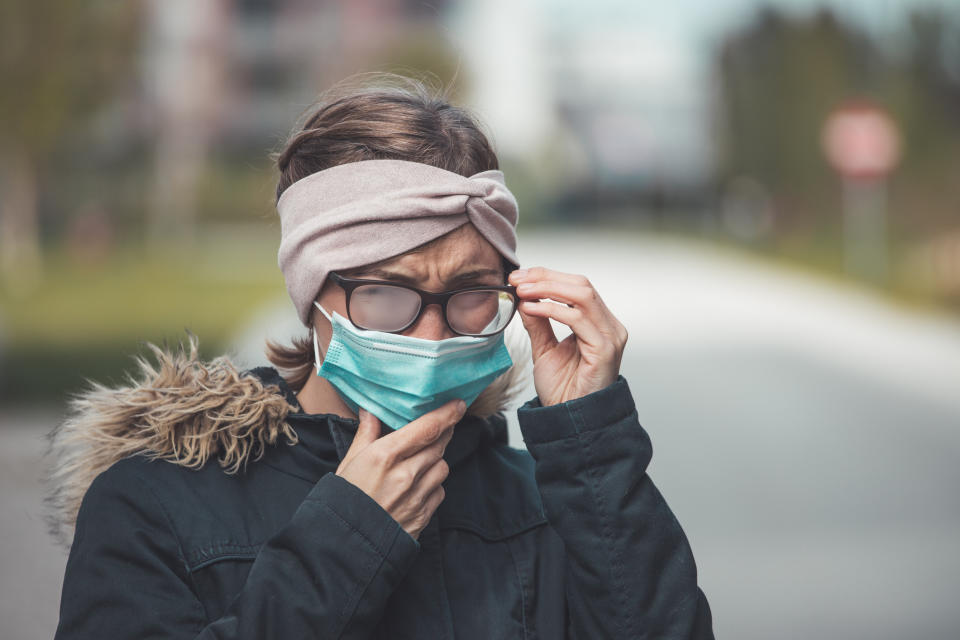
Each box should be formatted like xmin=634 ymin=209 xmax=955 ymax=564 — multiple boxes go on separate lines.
xmin=1 ymin=408 xmax=67 ymax=640
xmin=515 ymin=232 xmax=960 ymax=639
xmin=6 ymin=230 xmax=960 ymax=639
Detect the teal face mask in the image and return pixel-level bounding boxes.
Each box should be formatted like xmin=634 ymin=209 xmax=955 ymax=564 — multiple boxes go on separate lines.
xmin=312 ymin=302 xmax=514 ymax=430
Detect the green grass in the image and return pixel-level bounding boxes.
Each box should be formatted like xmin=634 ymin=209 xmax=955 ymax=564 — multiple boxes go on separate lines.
xmin=0 ymin=230 xmax=287 ymax=407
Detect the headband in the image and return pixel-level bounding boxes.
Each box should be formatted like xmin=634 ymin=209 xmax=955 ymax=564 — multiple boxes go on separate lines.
xmin=276 ymin=158 xmax=520 ymax=327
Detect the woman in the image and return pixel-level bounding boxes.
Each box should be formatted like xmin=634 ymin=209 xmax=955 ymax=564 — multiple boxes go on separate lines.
xmin=47 ymin=75 xmax=714 ymax=639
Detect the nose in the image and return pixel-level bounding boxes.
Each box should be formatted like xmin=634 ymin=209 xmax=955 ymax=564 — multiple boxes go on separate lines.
xmin=405 ymin=303 xmax=456 ymax=340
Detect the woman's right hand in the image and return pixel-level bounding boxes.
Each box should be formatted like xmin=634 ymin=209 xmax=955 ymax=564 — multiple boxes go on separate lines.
xmin=334 ymin=399 xmax=465 ymax=541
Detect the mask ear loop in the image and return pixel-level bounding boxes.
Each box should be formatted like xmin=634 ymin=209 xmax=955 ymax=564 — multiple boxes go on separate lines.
xmin=312 ymin=301 xmax=334 ymax=372
xmin=312 ymin=329 xmax=324 ymax=374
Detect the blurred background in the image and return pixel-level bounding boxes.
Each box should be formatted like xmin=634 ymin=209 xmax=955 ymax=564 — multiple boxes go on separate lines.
xmin=2 ymin=0 xmax=959 ymax=638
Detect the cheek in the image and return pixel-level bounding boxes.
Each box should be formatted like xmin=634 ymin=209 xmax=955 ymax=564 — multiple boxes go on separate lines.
xmin=310 ymin=320 xmax=333 ymax=362
xmin=317 ymin=323 xmax=333 ymax=345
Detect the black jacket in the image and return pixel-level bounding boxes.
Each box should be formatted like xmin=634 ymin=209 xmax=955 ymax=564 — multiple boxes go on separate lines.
xmin=54 ymin=365 xmax=713 ymax=639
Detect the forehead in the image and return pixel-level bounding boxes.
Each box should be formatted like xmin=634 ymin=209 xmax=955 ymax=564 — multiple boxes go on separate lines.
xmin=357 ymin=224 xmax=503 ymax=273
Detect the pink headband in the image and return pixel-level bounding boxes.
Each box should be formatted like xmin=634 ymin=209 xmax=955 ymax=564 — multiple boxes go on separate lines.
xmin=276 ymin=158 xmax=520 ymax=327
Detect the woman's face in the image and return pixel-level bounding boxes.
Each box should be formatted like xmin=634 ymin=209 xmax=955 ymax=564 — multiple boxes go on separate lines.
xmin=313 ymin=223 xmax=507 ymax=348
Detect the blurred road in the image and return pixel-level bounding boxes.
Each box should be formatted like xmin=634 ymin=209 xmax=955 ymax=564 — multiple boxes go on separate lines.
xmin=1 ymin=408 xmax=66 ymax=640
xmin=5 ymin=229 xmax=960 ymax=639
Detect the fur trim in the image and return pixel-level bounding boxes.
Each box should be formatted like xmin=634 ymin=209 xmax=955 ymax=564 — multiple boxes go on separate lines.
xmin=42 ymin=322 xmax=534 ymax=550
xmin=42 ymin=331 xmax=299 ymax=549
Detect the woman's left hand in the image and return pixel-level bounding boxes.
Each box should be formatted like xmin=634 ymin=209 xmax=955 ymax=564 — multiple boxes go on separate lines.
xmin=509 ymin=267 xmax=628 ymax=407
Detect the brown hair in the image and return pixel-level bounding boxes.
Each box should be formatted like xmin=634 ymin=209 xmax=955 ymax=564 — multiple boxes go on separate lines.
xmin=264 ymin=72 xmax=505 ymax=393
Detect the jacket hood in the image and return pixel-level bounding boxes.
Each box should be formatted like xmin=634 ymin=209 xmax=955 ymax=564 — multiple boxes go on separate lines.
xmin=43 ymin=323 xmax=533 ymax=549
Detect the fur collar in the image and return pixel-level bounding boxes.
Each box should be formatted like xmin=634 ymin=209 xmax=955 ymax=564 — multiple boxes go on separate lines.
xmin=43 ymin=324 xmax=532 ymax=549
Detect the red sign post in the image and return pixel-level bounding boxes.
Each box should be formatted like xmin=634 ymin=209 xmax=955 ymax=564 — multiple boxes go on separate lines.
xmin=821 ymin=99 xmax=902 ymax=282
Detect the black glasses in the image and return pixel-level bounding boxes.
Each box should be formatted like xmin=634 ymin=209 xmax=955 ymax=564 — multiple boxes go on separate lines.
xmin=329 ymin=272 xmax=519 ymax=337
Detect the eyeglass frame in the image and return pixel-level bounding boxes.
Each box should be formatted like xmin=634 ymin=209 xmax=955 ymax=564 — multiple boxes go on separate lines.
xmin=327 ymin=271 xmax=520 ymax=337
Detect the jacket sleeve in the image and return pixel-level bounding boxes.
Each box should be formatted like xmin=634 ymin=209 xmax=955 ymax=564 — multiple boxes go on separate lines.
xmin=516 ymin=375 xmax=714 ymax=640
xmin=54 ymin=465 xmax=420 ymax=640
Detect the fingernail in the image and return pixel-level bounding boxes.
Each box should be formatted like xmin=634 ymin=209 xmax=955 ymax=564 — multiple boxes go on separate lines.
xmin=512 ymin=269 xmax=528 ymax=281
xmin=456 ymin=399 xmax=467 ymax=413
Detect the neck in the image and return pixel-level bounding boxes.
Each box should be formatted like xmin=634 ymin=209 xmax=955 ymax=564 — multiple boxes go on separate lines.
xmin=296 ymin=373 xmax=359 ymax=420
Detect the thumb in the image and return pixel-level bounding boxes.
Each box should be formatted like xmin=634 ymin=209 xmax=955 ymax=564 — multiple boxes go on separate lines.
xmin=519 ymin=306 xmax=558 ymax=361
xmin=341 ymin=408 xmax=381 ymax=469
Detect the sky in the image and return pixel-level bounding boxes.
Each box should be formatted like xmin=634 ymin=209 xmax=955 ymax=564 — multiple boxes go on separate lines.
xmin=540 ymin=0 xmax=950 ymax=45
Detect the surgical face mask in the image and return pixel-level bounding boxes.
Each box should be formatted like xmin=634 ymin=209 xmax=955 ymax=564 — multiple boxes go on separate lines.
xmin=312 ymin=302 xmax=513 ymax=430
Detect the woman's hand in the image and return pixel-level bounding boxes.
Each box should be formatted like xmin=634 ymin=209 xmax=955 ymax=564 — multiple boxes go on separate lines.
xmin=509 ymin=267 xmax=628 ymax=407
xmin=336 ymin=401 xmax=463 ymax=541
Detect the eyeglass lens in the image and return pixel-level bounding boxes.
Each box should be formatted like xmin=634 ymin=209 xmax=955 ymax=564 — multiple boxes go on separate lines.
xmin=348 ymin=284 xmax=514 ymax=335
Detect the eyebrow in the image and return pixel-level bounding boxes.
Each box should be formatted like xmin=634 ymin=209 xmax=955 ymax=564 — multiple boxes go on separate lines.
xmin=352 ymin=267 xmax=503 ymax=287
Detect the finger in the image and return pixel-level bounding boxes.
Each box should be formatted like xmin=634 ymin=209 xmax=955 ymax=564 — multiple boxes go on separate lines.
xmin=421 ymin=457 xmax=450 ymax=495
xmin=424 ymin=483 xmax=446 ymax=513
xmin=510 ymin=267 xmax=593 ymax=287
xmin=515 ymin=277 xmax=628 ymax=349
xmin=515 ymin=280 xmax=612 ymax=326
xmin=384 ymin=398 xmax=465 ymax=459
xmin=519 ymin=300 xmax=607 ymax=350
xmin=404 ymin=455 xmax=450 ymax=501
xmin=409 ymin=484 xmax=446 ymax=540
xmin=517 ymin=305 xmax=558 ymax=361
xmin=341 ymin=408 xmax=381 ymax=468
xmin=403 ymin=430 xmax=452 ymax=480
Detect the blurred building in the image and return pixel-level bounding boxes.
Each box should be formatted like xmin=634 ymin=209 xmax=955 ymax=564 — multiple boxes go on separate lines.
xmin=447 ymin=0 xmax=716 ymax=218
xmin=137 ymin=0 xmax=454 ymax=241
xmin=94 ymin=0 xmax=726 ymax=232
xmin=142 ymin=0 xmax=455 ymax=152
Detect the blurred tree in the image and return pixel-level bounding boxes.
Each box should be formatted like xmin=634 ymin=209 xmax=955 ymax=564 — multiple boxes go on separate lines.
xmin=714 ymin=8 xmax=878 ymax=262
xmin=0 ymin=0 xmax=141 ymax=293
xmin=886 ymin=8 xmax=960 ymax=240
xmin=881 ymin=8 xmax=960 ymax=302
xmin=715 ymin=6 xmax=960 ymax=294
